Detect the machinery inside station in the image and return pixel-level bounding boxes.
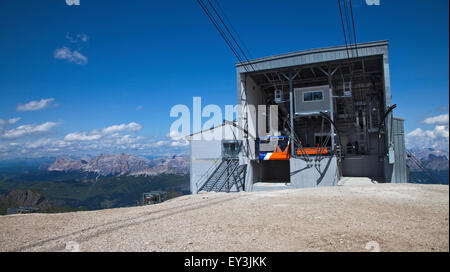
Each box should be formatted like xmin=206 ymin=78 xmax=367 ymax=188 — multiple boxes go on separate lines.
xmin=246 ymin=55 xmax=390 ymax=183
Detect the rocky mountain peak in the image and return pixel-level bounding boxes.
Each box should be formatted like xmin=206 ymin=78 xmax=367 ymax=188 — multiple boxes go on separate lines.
xmin=48 ymin=154 xmax=189 ymax=176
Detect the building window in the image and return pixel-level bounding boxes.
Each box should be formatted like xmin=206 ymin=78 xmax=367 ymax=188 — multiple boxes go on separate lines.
xmin=222 ymin=141 xmax=241 ymax=158
xmin=303 ymin=90 xmax=323 ymax=102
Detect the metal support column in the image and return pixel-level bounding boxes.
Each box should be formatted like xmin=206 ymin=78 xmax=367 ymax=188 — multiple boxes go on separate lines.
xmin=289 ymin=77 xmax=295 ymax=156
xmin=319 ymin=66 xmax=338 ymax=153
xmin=328 ymin=74 xmax=335 ymax=152
xmin=281 ymin=72 xmax=299 ymax=157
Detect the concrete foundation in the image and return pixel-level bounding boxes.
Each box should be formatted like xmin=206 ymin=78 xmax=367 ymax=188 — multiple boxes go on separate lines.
xmin=289 ymin=156 xmax=340 ymax=188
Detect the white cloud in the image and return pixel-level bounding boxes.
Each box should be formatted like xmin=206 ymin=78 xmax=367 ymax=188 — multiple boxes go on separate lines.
xmin=422 ymin=114 xmax=449 ymax=125
xmin=0 ymin=134 xmax=190 ymax=159
xmin=66 ymin=33 xmax=89 ymax=44
xmin=78 ymin=34 xmax=89 ymax=43
xmin=406 ymin=125 xmax=449 ymax=152
xmin=406 ymin=113 xmax=450 ymax=151
xmin=170 ymin=139 xmax=189 ymax=146
xmin=167 ymin=130 xmax=189 ymax=141
xmin=114 ymin=134 xmax=143 ymax=145
xmin=26 ymin=138 xmax=55 ymax=149
xmin=64 ymin=132 xmax=103 ymax=141
xmin=7 ymin=117 xmax=21 ymax=124
xmin=0 ymin=122 xmax=59 ymax=139
xmin=161 ymin=131 xmax=190 ymax=147
xmin=54 ymin=47 xmax=88 ymax=65
xmin=101 ymin=122 xmax=142 ymax=135
xmin=64 ymin=122 xmax=143 ymax=142
xmin=0 ymin=117 xmax=21 ymax=130
xmin=0 ymin=121 xmax=192 ymax=159
xmin=16 ymin=98 xmax=55 ymax=112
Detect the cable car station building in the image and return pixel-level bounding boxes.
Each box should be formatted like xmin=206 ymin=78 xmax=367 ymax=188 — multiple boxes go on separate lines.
xmin=189 ymin=41 xmax=408 ymax=193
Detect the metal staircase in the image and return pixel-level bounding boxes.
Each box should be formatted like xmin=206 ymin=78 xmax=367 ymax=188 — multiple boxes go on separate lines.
xmin=197 ymin=158 xmax=247 ymax=193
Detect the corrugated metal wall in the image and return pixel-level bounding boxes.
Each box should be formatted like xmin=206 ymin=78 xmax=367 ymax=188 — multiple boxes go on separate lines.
xmin=190 ymin=139 xmax=222 ymax=194
xmin=392 ymin=117 xmax=408 ymax=183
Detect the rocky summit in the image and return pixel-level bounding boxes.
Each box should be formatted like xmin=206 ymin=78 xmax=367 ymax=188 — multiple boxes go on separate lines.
xmin=408 ymin=148 xmax=449 ymax=171
xmin=48 ymin=154 xmax=189 ymax=176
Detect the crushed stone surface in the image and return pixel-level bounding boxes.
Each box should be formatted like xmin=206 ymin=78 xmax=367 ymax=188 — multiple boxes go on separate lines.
xmin=0 ymin=183 xmax=448 ymax=252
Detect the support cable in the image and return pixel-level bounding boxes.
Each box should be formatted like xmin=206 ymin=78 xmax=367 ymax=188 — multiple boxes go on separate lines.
xmin=205 ymin=0 xmax=256 ymax=71
xmin=196 ymin=0 xmax=249 ymax=72
xmin=348 ymin=0 xmax=359 ymax=58
xmin=406 ymin=151 xmax=441 ymax=184
xmin=212 ymin=0 xmax=254 ymax=60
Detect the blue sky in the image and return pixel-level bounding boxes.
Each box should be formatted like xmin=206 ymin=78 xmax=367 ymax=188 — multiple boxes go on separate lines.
xmin=0 ymin=0 xmax=448 ymax=158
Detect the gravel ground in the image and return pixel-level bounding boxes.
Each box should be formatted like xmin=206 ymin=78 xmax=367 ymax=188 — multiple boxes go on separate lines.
xmin=0 ymin=183 xmax=448 ymax=252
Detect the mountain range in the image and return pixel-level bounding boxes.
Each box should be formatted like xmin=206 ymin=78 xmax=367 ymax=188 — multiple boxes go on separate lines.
xmin=48 ymin=153 xmax=189 ymax=176
xmin=407 ymin=148 xmax=449 ymax=171
xmin=16 ymin=148 xmax=450 ymax=178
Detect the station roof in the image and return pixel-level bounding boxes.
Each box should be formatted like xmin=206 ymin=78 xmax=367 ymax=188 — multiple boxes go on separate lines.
xmin=235 ymin=40 xmax=389 ymax=74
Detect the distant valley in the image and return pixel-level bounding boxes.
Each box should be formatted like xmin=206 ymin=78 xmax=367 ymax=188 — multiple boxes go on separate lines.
xmin=0 ymin=154 xmax=190 ymax=214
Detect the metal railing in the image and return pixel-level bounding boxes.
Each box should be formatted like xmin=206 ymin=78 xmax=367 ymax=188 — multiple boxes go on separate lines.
xmin=195 ymin=158 xmax=223 ymax=192
xmin=196 ymin=158 xmax=246 ymax=193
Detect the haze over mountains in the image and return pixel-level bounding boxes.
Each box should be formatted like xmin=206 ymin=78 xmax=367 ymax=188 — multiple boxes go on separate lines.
xmin=407 ymin=148 xmax=449 ymax=171
xmin=2 ymin=147 xmax=447 ymax=177
xmin=0 ymin=148 xmax=447 ymax=214
xmin=0 ymin=147 xmax=447 ymax=185
xmin=48 ymin=154 xmax=189 ymax=176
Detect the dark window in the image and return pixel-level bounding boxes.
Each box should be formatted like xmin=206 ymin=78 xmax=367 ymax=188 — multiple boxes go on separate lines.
xmin=304 ymin=91 xmax=323 ymax=102
xmin=222 ymin=141 xmax=241 ymax=158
